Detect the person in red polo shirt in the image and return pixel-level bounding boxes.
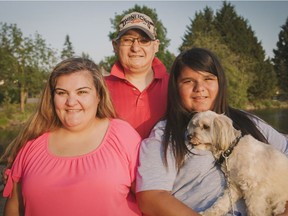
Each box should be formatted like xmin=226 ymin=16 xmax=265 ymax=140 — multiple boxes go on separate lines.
xmin=105 ymin=12 xmax=169 ymax=139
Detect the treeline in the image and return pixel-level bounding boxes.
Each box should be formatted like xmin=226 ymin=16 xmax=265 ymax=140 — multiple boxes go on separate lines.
xmin=0 ymin=2 xmax=288 ymax=112
xmin=178 ymin=2 xmax=288 ymax=108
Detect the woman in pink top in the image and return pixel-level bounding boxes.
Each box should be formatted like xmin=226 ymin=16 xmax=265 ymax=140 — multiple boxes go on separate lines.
xmin=1 ymin=58 xmax=141 ymax=216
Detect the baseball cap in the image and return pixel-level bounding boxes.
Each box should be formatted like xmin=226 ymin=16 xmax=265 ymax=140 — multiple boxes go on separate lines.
xmin=116 ymin=12 xmax=157 ymax=40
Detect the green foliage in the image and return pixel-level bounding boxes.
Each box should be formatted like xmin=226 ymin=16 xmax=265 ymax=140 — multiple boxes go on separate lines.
xmin=0 ymin=47 xmax=18 ymax=102
xmin=0 ymin=103 xmax=36 ymax=148
xmin=0 ymin=102 xmax=35 ymax=129
xmin=179 ymin=6 xmax=217 ymax=52
xmin=249 ymin=99 xmax=282 ymax=110
xmin=273 ymin=17 xmax=288 ymax=94
xmin=1 ymin=97 xmax=18 ymax=119
xmin=0 ymin=127 xmax=21 ymax=149
xmin=188 ymin=34 xmax=250 ymax=108
xmin=61 ymin=35 xmax=75 ymax=60
xmin=102 ymin=4 xmax=174 ymax=72
xmin=213 ymin=2 xmax=276 ymax=102
xmin=215 ymin=2 xmax=265 ymax=60
xmin=178 ymin=1 xmax=279 ymax=108
xmin=159 ymin=50 xmax=176 ymax=72
xmin=99 ymin=55 xmax=118 ymax=74
xmin=221 ymin=53 xmax=250 ymax=108
xmin=0 ymin=22 xmax=56 ymax=111
xmin=81 ymin=52 xmax=91 ymax=59
xmin=248 ymin=60 xmax=278 ymax=100
xmin=0 ymin=3 xmax=286 ymax=114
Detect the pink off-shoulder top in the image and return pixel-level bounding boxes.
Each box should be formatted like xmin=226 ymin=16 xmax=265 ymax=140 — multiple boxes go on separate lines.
xmin=3 ymin=119 xmax=141 ymax=216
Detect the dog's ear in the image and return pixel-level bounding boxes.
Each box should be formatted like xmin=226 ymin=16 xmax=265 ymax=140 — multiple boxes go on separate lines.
xmin=212 ymin=115 xmax=236 ymax=151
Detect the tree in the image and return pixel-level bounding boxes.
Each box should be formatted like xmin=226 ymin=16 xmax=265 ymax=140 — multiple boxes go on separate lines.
xmin=178 ymin=2 xmax=278 ymax=108
xmin=178 ymin=6 xmax=250 ymax=108
xmin=81 ymin=52 xmax=91 ymax=59
xmin=61 ymin=35 xmax=75 ymax=60
xmin=273 ymin=17 xmax=288 ymax=96
xmin=0 ymin=22 xmax=57 ymax=112
xmin=248 ymin=59 xmax=277 ymax=99
xmin=215 ymin=2 xmax=265 ymax=60
xmin=215 ymin=2 xmax=277 ymax=101
xmin=100 ymin=4 xmax=175 ymax=72
xmin=98 ymin=55 xmax=117 ymax=74
xmin=0 ymin=46 xmax=18 ymax=103
xmin=179 ymin=6 xmax=217 ymax=52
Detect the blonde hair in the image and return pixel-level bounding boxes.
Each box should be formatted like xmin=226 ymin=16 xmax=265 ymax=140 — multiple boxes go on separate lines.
xmin=1 ymin=57 xmax=116 ymax=167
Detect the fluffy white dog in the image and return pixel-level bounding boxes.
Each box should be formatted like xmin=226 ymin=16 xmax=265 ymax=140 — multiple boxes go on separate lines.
xmin=187 ymin=110 xmax=288 ymax=216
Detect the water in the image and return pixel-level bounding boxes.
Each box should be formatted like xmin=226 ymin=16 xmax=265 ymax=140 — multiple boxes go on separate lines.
xmin=249 ymin=108 xmax=288 ymax=134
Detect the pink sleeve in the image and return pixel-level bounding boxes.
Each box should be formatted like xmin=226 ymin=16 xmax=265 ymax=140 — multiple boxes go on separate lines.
xmin=2 ymin=169 xmax=19 ymax=198
xmin=2 ymin=140 xmax=33 ymax=198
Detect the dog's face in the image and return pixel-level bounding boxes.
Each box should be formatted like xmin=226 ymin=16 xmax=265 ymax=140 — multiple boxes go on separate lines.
xmin=187 ymin=111 xmax=218 ymax=151
xmin=187 ymin=110 xmax=241 ymax=158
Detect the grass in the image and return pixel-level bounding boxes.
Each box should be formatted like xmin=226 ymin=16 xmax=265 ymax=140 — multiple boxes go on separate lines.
xmin=0 ymin=103 xmax=36 ymax=149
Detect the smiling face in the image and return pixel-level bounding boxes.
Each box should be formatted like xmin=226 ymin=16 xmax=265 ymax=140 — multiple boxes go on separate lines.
xmin=53 ymin=70 xmax=99 ymax=131
xmin=177 ymin=66 xmax=219 ymax=112
xmin=113 ymin=29 xmax=159 ymax=74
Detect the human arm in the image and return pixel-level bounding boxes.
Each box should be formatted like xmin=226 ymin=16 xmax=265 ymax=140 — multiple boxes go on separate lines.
xmin=136 ymin=121 xmax=204 ymax=215
xmin=251 ymin=116 xmax=288 ymax=154
xmin=4 ymin=182 xmax=23 ymax=216
xmin=137 ymin=190 xmax=201 ymax=216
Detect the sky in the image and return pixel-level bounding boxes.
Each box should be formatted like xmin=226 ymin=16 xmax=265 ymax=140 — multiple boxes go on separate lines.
xmin=0 ymin=1 xmax=288 ymax=63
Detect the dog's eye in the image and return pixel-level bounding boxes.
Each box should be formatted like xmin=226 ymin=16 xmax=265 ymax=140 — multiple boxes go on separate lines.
xmin=203 ymin=124 xmax=210 ymax=130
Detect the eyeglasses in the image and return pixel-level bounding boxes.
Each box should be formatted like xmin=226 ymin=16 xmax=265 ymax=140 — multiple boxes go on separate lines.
xmin=118 ymin=37 xmax=153 ymax=46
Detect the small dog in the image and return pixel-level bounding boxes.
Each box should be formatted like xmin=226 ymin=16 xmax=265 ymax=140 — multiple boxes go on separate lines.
xmin=187 ymin=110 xmax=288 ymax=216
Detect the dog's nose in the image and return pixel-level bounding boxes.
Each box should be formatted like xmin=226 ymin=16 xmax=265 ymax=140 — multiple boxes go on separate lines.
xmin=187 ymin=134 xmax=196 ymax=146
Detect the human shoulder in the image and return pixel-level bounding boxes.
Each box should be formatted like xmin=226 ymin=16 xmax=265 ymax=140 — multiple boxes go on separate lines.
xmin=110 ymin=118 xmax=135 ymax=128
xmin=11 ymin=133 xmax=49 ymax=168
xmin=107 ymin=119 xmax=141 ymax=156
xmin=105 ymin=61 xmax=125 ymax=81
xmin=23 ymin=133 xmax=49 ymax=150
xmin=243 ymin=110 xmax=288 ymax=153
xmin=109 ymin=118 xmax=141 ymax=139
xmin=141 ymin=120 xmax=166 ymax=147
xmin=150 ymin=120 xmax=167 ymax=135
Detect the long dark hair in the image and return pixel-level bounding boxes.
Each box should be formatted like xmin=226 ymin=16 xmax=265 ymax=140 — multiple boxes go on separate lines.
xmin=163 ymin=47 xmax=267 ymax=169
